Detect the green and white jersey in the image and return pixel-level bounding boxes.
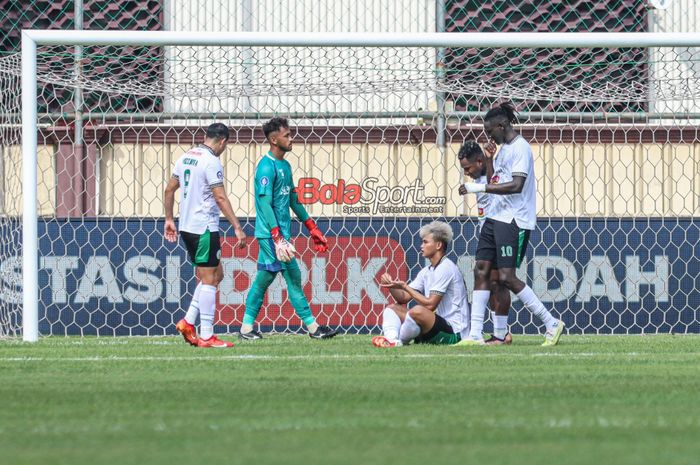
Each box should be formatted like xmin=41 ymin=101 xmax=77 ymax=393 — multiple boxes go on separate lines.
xmin=475 ymin=175 xmax=491 ymax=228
xmin=408 ymin=257 xmax=471 ymax=338
xmin=254 ymin=152 xmax=294 ymax=239
xmin=171 ymin=145 xmax=225 ymax=234
xmin=489 ymin=135 xmax=537 ymax=230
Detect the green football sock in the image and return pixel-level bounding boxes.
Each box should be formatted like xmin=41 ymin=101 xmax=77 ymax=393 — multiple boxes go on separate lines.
xmin=282 ymin=262 xmax=316 ymax=327
xmin=243 ymin=270 xmax=277 ymax=326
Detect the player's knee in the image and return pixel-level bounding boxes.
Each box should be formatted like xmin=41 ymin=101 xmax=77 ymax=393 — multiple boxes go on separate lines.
xmin=285 ymin=266 xmax=302 ymax=283
xmin=198 ymin=269 xmax=217 ymax=286
xmin=474 ymin=268 xmax=490 ymax=283
xmin=408 ymin=307 xmax=429 ymax=324
xmin=382 ymin=307 xmax=398 ymax=321
xmin=498 ymin=270 xmax=522 ymax=291
xmin=387 ymin=303 xmax=405 ymax=313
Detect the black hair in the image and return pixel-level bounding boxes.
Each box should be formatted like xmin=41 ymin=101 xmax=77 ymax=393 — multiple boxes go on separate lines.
xmin=262 ymin=117 xmax=289 ymax=139
xmin=457 ymin=140 xmax=483 ymax=161
xmin=205 ymin=122 xmax=230 ymax=141
xmin=484 ymin=102 xmax=518 ymax=125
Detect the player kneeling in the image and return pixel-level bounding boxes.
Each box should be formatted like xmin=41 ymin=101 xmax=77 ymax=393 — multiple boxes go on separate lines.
xmin=373 ymin=221 xmax=470 ymax=348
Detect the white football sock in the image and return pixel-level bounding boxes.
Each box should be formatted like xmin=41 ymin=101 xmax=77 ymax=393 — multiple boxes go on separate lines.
xmin=468 ymin=290 xmax=490 ymax=339
xmin=184 ymin=282 xmax=202 ymax=325
xmin=399 ymin=313 xmax=421 ymax=344
xmin=517 ymin=285 xmax=557 ymax=330
xmin=493 ymin=315 xmax=509 ymax=339
xmin=307 ymin=322 xmax=319 ymax=334
xmin=198 ymin=284 xmax=217 ymax=340
xmin=381 ymin=307 xmax=402 ymax=341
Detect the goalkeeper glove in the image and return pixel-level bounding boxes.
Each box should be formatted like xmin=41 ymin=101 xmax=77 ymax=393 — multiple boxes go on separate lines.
xmin=303 ymin=218 xmax=328 ymax=253
xmin=271 ymin=226 xmax=296 ymax=263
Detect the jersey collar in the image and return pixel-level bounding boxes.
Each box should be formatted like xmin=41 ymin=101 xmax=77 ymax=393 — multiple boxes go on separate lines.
xmin=198 ymin=144 xmax=217 ymax=157
xmin=429 ymin=255 xmax=447 ymax=270
xmin=504 ymin=134 xmax=522 ymax=145
xmin=265 ymin=151 xmax=277 ymax=161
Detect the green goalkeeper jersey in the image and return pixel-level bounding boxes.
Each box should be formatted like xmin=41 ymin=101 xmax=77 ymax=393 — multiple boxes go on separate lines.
xmin=254 ymin=152 xmax=295 ymax=239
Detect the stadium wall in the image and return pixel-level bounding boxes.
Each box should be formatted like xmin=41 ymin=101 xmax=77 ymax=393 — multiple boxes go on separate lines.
xmin=3 ymin=126 xmax=699 ymax=218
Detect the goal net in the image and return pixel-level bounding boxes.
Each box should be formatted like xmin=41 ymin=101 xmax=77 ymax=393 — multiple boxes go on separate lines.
xmin=2 ymin=32 xmax=699 ymax=338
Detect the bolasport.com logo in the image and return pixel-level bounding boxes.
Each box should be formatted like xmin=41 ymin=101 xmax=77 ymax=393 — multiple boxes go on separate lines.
xmin=296 ymin=177 xmax=447 ymax=215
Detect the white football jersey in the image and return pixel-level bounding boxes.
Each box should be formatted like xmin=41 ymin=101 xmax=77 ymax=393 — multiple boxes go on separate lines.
xmin=488 ymin=135 xmax=537 ymax=230
xmin=408 ymin=257 xmax=471 ymax=337
xmin=171 ymin=145 xmax=225 ymax=234
xmin=475 ymin=174 xmax=491 ymax=228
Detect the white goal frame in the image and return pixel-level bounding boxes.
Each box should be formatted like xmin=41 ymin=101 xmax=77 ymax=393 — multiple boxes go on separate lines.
xmin=21 ymin=30 xmax=700 ymax=341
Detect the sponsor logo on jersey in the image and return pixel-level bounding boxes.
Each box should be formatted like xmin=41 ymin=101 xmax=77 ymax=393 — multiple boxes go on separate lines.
xmin=490 ymin=175 xmax=500 ymax=184
xmin=478 ymin=207 xmax=484 ymax=218
xmin=217 ymin=171 xmax=223 ymax=180
xmin=260 ymin=176 xmax=269 ymax=186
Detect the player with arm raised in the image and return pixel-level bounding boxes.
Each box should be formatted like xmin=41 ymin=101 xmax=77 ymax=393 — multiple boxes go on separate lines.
xmin=458 ymin=140 xmax=512 ymax=345
xmin=239 ymin=117 xmax=338 ymax=340
xmin=164 ymin=122 xmax=247 ymax=348
xmin=458 ymin=103 xmax=564 ymax=346
xmin=372 ymin=221 xmax=470 ymax=347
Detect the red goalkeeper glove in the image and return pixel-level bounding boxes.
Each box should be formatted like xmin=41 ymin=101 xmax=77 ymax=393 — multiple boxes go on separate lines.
xmin=271 ymin=226 xmax=296 ymax=263
xmin=303 ymin=218 xmax=328 ymax=253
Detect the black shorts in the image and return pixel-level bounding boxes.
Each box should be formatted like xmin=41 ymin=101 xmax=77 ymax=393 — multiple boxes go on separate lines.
xmin=414 ymin=313 xmax=460 ymax=345
xmin=475 ymin=218 xmax=530 ymax=270
xmin=180 ymin=229 xmax=221 ymax=267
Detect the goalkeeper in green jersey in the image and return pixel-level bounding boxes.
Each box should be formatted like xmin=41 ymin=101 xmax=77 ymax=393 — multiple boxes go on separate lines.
xmin=240 ymin=117 xmax=339 ymax=340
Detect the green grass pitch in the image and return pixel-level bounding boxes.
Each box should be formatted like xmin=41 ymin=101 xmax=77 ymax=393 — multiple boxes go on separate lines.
xmin=1 ymin=334 xmax=699 ymax=465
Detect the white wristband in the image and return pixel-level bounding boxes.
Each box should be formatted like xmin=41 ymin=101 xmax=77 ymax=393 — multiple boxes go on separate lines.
xmin=464 ymin=182 xmax=486 ymax=193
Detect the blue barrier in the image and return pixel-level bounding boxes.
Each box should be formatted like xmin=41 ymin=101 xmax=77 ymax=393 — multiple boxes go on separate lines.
xmin=1 ymin=217 xmax=697 ymax=335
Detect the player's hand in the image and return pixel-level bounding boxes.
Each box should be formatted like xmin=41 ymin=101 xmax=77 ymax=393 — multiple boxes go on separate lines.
xmin=379 ymin=277 xmax=406 ymax=290
xmin=275 ymin=239 xmax=297 ymax=263
xmin=484 ymin=140 xmax=497 ymax=158
xmin=271 ymin=226 xmax=296 ymax=263
xmin=460 ymin=182 xmax=486 ymax=195
xmin=309 ymin=228 xmax=328 ymax=253
xmin=304 ymin=218 xmax=328 ymax=253
xmin=234 ymin=227 xmax=247 ymax=249
xmin=164 ymin=219 xmax=178 ymax=243
xmin=379 ymin=273 xmax=393 ymax=286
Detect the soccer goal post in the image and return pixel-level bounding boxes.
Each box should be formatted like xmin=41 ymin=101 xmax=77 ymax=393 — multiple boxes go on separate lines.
xmin=10 ymin=30 xmax=700 ymax=341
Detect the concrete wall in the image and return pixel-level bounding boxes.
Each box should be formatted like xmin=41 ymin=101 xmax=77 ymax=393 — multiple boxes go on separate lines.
xmin=7 ymin=141 xmax=698 ymax=218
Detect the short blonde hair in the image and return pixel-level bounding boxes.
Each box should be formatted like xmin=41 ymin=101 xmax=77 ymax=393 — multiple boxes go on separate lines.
xmin=419 ymin=221 xmax=453 ymax=250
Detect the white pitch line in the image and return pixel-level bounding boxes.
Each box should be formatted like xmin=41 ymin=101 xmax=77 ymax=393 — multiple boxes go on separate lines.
xmin=1 ymin=352 xmax=696 ymax=363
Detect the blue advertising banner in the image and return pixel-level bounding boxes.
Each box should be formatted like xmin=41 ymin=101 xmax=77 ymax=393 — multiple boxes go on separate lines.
xmin=0 ymin=218 xmax=698 ymax=335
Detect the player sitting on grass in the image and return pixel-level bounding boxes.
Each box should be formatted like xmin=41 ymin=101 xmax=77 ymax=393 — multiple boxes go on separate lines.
xmin=372 ymin=221 xmax=470 ymax=347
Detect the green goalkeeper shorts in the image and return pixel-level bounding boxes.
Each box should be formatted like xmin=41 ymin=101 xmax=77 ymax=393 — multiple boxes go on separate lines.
xmin=257 ymin=238 xmax=298 ymax=272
